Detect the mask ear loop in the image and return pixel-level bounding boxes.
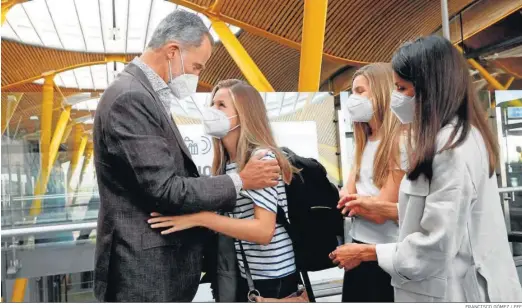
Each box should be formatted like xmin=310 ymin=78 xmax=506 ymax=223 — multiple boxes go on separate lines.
xmin=178 ymin=48 xmax=186 ymax=75
xmin=219 ymin=141 xmax=225 ymax=174
xmin=191 ymin=95 xmax=227 ymax=172
xmin=168 ymin=59 xmax=174 ymax=82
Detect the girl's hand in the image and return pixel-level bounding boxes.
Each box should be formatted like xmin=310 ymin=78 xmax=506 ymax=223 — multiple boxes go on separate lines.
xmin=147 ymin=212 xmax=204 ymax=234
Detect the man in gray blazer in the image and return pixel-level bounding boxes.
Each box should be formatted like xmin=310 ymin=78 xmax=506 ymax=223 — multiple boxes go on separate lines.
xmin=93 ymin=10 xmax=280 ymax=302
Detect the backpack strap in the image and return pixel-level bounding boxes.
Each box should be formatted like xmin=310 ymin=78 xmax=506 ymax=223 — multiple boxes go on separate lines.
xmin=237 ymin=240 xmax=260 ymax=302
xmin=276 ymin=207 xmax=317 ymax=302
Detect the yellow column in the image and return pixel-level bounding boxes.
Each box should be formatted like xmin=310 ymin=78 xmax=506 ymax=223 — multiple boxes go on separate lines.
xmin=60 ymin=123 xmax=74 ymax=144
xmin=10 ymin=279 xmax=27 ymax=302
xmin=1 ymin=0 xmax=26 ymax=25
xmin=1 ymin=93 xmax=23 ymax=134
xmin=67 ymin=125 xmax=86 ymax=188
xmin=1 ymin=9 xmax=7 ymax=25
xmin=47 ymin=106 xmax=72 ymax=173
xmin=208 ymin=0 xmax=223 ymax=14
xmin=2 ymin=2 xmax=13 ymax=25
xmin=72 ymin=142 xmax=93 ymax=204
xmin=456 ymin=46 xmax=521 ymax=106
xmin=37 ymin=74 xmax=55 ymax=194
xmin=210 ymin=17 xmax=274 ymax=92
xmin=80 ymin=144 xmax=94 ymax=180
xmin=467 ymin=57 xmax=505 ymax=90
xmin=298 ymin=0 xmax=329 ymax=92
xmin=30 ymin=105 xmax=71 ymax=216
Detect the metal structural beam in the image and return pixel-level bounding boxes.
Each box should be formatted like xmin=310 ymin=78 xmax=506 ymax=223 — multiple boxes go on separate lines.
xmin=210 ymin=17 xmax=274 ymax=92
xmin=30 ymin=105 xmax=72 ymax=216
xmin=14 ymin=103 xmax=73 ymax=302
xmin=34 ymin=75 xmax=55 ymax=208
xmin=456 ymin=46 xmax=522 ymax=107
xmin=440 ymin=0 xmax=450 ymax=40
xmin=47 ymin=106 xmax=72 ymax=175
xmin=456 ymin=45 xmax=504 ymax=90
xmin=168 ymin=0 xmax=367 ymax=67
xmin=505 ymin=76 xmax=515 ymax=89
xmin=465 ymin=36 xmax=522 ymax=60
xmin=80 ymin=143 xmax=94 ymax=181
xmin=1 ymin=93 xmax=23 ymax=134
xmin=10 ymin=279 xmax=26 ymax=302
xmin=60 ymin=123 xmax=74 ymax=144
xmin=1 ymin=0 xmax=24 ymax=25
xmin=2 ymin=60 xmax=214 ymax=92
xmin=298 ymin=0 xmax=328 ymax=92
xmin=466 ymin=57 xmax=506 ymax=91
xmin=71 ymin=143 xmax=93 ymax=205
xmin=208 ymin=0 xmax=223 ymax=14
xmin=2 ymin=61 xmax=114 ymax=91
xmin=67 ymin=125 xmax=87 ymax=188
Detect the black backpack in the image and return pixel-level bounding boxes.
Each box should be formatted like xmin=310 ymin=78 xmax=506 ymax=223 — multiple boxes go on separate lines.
xmin=276 ymin=147 xmax=344 ymax=301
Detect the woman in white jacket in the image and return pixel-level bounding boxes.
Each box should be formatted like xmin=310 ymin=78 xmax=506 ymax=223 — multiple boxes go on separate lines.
xmin=332 ymin=35 xmax=522 ymax=302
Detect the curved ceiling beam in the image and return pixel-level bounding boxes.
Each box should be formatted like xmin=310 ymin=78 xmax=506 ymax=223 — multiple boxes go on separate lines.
xmin=1 ymin=56 xmax=213 ymax=91
xmin=2 ymin=60 xmax=108 ymax=91
xmin=168 ymin=0 xmax=368 ymax=67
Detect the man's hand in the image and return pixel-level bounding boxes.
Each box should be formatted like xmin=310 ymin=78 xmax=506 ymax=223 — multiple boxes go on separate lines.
xmin=239 ymin=150 xmax=280 ymax=190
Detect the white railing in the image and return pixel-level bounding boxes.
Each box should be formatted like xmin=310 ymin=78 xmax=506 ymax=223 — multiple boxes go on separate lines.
xmin=0 ymin=221 xmax=97 ymax=238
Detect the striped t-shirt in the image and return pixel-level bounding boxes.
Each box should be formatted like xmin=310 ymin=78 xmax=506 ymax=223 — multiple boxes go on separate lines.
xmin=225 ymin=150 xmax=296 ymax=280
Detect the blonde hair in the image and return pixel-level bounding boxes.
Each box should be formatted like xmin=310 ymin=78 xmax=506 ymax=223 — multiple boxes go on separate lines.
xmin=352 ymin=63 xmax=403 ymax=188
xmin=210 ymin=79 xmax=297 ymax=184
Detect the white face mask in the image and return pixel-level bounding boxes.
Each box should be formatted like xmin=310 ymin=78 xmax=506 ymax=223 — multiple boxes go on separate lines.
xmin=168 ymin=50 xmax=199 ymax=100
xmin=192 ymin=99 xmax=239 ymax=138
xmin=390 ymin=91 xmax=416 ymax=124
xmin=345 ymin=94 xmax=374 ymax=122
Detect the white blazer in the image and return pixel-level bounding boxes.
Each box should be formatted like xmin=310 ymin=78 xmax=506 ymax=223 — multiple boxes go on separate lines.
xmin=376 ymin=121 xmax=522 ymax=302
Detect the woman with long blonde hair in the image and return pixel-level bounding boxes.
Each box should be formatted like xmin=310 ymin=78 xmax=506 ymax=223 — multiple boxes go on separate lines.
xmin=339 ymin=62 xmax=406 ymax=302
xmin=148 ymin=79 xmax=299 ymax=301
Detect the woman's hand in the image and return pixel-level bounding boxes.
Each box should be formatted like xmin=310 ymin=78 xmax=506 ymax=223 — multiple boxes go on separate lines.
xmin=337 ymin=194 xmax=389 ymax=224
xmin=147 ymin=212 xmax=206 ymax=234
xmin=329 ymin=243 xmax=377 ymax=271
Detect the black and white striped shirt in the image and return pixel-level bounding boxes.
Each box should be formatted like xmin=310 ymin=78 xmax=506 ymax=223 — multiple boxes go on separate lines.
xmin=226 ymin=150 xmax=296 ymax=280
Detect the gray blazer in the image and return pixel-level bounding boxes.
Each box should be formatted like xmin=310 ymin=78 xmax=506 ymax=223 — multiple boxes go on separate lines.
xmin=92 ymin=63 xmax=236 ymax=302
xmin=376 ymin=121 xmax=522 ymax=302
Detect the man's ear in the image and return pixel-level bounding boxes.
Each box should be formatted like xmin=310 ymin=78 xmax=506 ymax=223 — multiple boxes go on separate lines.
xmin=164 ymin=42 xmax=181 ymax=60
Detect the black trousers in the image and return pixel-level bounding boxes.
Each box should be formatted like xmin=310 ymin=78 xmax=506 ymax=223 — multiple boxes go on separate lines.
xmin=236 ymin=272 xmax=299 ymax=302
xmin=342 ymin=240 xmax=394 ymax=302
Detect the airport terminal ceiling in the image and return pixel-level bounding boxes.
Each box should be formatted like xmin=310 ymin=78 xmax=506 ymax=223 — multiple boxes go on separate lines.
xmin=1 ymin=0 xmax=522 ymax=147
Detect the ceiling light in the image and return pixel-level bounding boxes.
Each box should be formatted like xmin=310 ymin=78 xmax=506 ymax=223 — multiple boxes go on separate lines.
xmin=108 ymin=27 xmax=122 ymax=41
xmin=30 ymin=116 xmax=38 ymax=120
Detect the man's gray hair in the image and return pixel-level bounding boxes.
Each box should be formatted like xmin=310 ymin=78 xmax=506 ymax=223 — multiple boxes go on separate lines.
xmin=147 ymin=10 xmax=213 ymax=49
